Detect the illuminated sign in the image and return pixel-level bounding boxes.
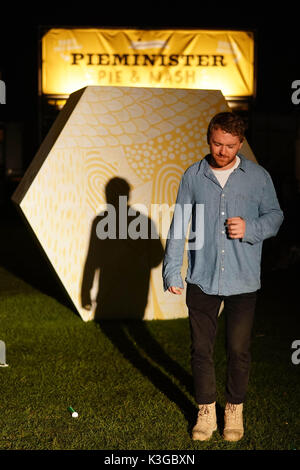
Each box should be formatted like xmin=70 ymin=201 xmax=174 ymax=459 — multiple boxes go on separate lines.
xmin=42 ymin=29 xmax=255 ymax=98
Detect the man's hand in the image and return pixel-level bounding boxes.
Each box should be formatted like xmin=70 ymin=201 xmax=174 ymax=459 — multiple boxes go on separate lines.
xmin=168 ymin=286 xmax=183 ymax=295
xmin=226 ymin=217 xmax=246 ymax=239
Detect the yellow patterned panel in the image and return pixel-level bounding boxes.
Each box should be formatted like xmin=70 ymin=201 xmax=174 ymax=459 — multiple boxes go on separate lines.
xmin=13 ymin=86 xmax=257 ymax=321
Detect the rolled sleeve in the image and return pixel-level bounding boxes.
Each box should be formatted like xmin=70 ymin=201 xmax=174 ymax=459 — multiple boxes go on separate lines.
xmin=242 ymin=170 xmax=284 ymax=244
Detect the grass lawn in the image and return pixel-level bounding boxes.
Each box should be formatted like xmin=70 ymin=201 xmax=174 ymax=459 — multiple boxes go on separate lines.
xmin=0 ymin=202 xmax=299 ymax=451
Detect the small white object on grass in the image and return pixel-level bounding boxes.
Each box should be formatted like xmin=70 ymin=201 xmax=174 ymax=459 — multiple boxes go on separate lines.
xmin=67 ymin=406 xmax=78 ymax=418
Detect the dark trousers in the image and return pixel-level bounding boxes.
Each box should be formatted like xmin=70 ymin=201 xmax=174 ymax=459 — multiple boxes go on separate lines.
xmin=186 ymin=283 xmax=257 ymax=405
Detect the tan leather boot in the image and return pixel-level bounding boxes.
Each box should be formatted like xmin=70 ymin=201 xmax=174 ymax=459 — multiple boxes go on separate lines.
xmin=192 ymin=402 xmax=217 ymax=441
xmin=223 ymin=403 xmax=244 ymax=441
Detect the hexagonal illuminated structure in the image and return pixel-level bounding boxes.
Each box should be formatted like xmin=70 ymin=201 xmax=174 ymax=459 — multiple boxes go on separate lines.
xmin=12 ymin=86 xmax=256 ymax=321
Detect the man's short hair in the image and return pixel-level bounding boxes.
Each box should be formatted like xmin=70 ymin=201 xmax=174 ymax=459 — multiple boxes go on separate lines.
xmin=207 ymin=112 xmax=246 ymax=143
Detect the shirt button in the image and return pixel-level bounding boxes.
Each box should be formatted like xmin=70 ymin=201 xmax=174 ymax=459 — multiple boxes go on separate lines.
xmin=221 ymin=230 xmax=225 ymax=234
xmin=221 ymin=267 xmax=224 ymax=271
xmin=221 ymin=211 xmax=225 ymax=215
xmin=221 ymin=250 xmax=225 ymax=253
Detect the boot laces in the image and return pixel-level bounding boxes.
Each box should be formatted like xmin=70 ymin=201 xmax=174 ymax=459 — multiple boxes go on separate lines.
xmin=199 ymin=405 xmax=210 ymax=416
xmin=198 ymin=404 xmax=213 ymax=423
xmin=225 ymin=403 xmax=242 ymax=425
xmin=227 ymin=403 xmax=237 ymax=413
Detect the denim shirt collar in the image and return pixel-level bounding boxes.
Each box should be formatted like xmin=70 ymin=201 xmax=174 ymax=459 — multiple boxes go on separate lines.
xmin=197 ymin=153 xmax=247 ymax=177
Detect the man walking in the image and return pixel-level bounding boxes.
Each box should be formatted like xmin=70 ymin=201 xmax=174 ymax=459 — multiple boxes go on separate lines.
xmin=162 ymin=112 xmax=284 ymax=441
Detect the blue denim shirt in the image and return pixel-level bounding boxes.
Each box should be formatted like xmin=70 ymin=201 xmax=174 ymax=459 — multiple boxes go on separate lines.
xmin=162 ymin=154 xmax=284 ymax=296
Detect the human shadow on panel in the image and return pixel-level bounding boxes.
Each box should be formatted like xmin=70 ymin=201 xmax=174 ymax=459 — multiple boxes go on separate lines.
xmin=81 ymin=177 xmax=195 ymax=424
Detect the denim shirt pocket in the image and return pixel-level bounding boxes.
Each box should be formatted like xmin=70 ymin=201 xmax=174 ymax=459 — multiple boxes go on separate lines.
xmin=230 ymin=193 xmax=259 ymax=219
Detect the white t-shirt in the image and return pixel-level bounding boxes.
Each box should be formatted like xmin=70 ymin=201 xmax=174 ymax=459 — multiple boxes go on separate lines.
xmin=210 ymin=156 xmax=240 ymax=188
